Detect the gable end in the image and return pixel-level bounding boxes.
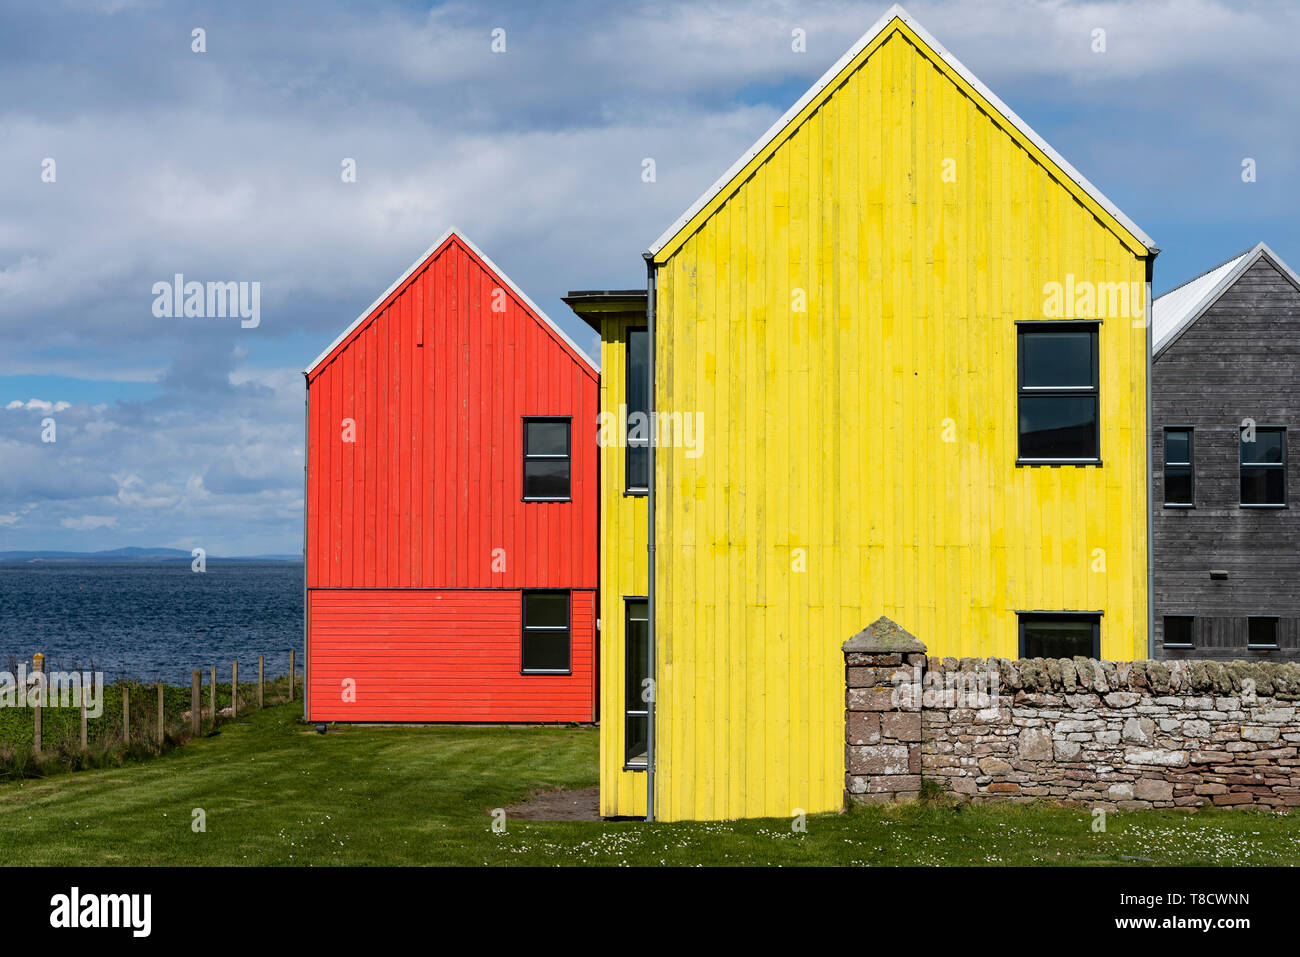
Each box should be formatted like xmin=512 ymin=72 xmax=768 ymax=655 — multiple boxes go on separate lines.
xmin=306 ymin=229 xmax=598 ymax=381
xmin=648 ymin=4 xmax=1154 ymax=264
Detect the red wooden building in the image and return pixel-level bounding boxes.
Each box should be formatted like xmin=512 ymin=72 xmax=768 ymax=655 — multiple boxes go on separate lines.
xmin=303 ymin=229 xmax=599 ymax=722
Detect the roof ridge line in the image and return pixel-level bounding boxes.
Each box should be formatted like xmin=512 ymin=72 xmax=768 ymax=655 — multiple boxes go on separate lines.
xmin=1154 ymin=244 xmax=1257 ymax=301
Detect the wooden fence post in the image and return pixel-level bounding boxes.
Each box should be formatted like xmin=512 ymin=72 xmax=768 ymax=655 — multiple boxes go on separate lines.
xmin=258 ymin=655 xmax=264 ymax=709
xmin=210 ymin=666 xmax=216 ymax=722
xmin=289 ymin=649 xmax=296 ymax=702
xmin=122 ymin=686 xmax=130 ymax=744
xmin=157 ymin=683 xmax=165 ymax=744
xmin=231 ymin=661 xmax=238 ymax=718
xmin=191 ymin=670 xmax=201 ymax=736
xmin=80 ymin=681 xmax=88 ymax=749
xmin=32 ymin=653 xmax=44 ymax=753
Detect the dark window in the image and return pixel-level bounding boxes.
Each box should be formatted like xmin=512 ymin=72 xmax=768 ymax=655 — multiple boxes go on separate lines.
xmin=522 ymin=591 xmax=570 ymax=673
xmin=625 ymin=599 xmax=649 ymax=767
xmin=1018 ymin=613 xmax=1100 ymax=658
xmin=523 ymin=418 xmax=571 ymax=501
xmin=1241 ymin=426 xmax=1286 ymax=506
xmin=1017 ymin=324 xmax=1099 ymax=463
xmin=1163 ymin=428 xmax=1193 ymax=506
xmin=1248 ymin=617 xmax=1279 ymax=649
xmin=626 ymin=328 xmax=649 ymax=493
xmin=1163 ymin=615 xmax=1194 ymax=648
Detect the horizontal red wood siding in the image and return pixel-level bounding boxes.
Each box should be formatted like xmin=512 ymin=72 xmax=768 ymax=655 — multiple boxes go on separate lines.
xmin=305 ymin=234 xmax=598 ymax=592
xmin=307 ymin=589 xmax=595 ymax=722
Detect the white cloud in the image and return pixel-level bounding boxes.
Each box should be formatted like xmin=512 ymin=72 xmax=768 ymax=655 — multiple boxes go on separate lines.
xmin=60 ymin=515 xmax=118 ymax=531
xmin=5 ymin=399 xmax=71 ymax=412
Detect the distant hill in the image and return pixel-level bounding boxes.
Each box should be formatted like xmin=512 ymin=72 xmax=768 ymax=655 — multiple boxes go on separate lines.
xmin=0 ymin=547 xmax=301 ymax=563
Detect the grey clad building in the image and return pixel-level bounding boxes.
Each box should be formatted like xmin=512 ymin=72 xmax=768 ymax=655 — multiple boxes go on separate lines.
xmin=1152 ymin=242 xmax=1300 ymax=660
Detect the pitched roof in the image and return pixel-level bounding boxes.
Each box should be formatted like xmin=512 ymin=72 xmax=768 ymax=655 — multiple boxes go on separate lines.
xmin=647 ymin=3 xmax=1156 ymax=263
xmin=304 ymin=227 xmax=598 ymax=377
xmin=1152 ymin=242 xmax=1300 ymax=356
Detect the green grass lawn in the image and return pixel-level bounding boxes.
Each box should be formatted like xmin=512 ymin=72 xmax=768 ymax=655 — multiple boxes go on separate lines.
xmin=1 ymin=701 xmax=1297 ymax=866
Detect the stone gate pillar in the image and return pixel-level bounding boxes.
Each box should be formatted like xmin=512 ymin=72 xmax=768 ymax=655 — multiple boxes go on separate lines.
xmin=843 ymin=616 xmax=928 ymax=804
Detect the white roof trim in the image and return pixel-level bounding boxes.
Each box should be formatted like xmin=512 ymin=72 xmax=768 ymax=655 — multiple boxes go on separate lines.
xmin=1151 ymin=246 xmax=1253 ymax=354
xmin=304 ymin=226 xmax=598 ymax=376
xmin=1152 ymin=242 xmax=1300 ymax=357
xmin=647 ymin=3 xmax=1156 ymax=258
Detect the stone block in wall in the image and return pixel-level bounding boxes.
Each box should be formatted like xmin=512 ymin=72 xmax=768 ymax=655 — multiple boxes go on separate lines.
xmin=1125 ymin=748 xmax=1189 ymax=768
xmin=847 ymin=687 xmax=900 ymax=712
xmin=850 ymin=651 xmax=901 ymax=666
xmin=1242 ymin=726 xmax=1280 ymax=743
xmin=863 ymin=774 xmax=921 ymax=794
xmin=1018 ymin=727 xmax=1053 ymax=761
xmin=1122 ymin=717 xmax=1156 ymax=743
xmin=1133 ymin=778 xmax=1174 ymax=801
xmin=847 ymin=744 xmax=912 ymax=776
xmin=881 ymin=711 xmax=922 ymax=742
xmin=977 ymin=756 xmax=1012 ymax=775
xmin=1212 ymin=792 xmax=1255 ymax=806
xmin=1255 ymin=708 xmax=1296 ymax=724
xmin=1054 ymin=740 xmax=1082 ymax=762
xmin=847 ymin=711 xmax=881 ymax=745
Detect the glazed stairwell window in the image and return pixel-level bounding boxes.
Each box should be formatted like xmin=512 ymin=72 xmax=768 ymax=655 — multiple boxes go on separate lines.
xmin=522 ymin=417 xmax=571 ymax=501
xmin=624 ymin=598 xmax=649 ymax=768
xmin=626 ymin=328 xmax=649 ymax=494
xmin=1240 ymin=426 xmax=1286 ymax=507
xmin=1017 ymin=323 xmax=1100 ymax=464
xmin=521 ymin=591 xmax=571 ymax=674
xmin=1163 ymin=427 xmax=1194 ymax=506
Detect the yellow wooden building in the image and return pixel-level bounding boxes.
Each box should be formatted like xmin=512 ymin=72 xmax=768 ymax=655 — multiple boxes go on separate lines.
xmin=565 ymin=289 xmax=652 ymax=818
xmin=570 ymin=4 xmax=1156 ymax=821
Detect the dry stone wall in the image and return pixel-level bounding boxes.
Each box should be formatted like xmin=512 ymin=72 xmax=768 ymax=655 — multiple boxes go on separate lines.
xmin=844 ymin=618 xmax=1300 ymax=810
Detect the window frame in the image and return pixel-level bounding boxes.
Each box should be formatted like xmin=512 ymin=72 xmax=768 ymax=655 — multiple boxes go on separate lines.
xmin=625 ymin=327 xmax=650 ymax=497
xmin=1016 ymin=611 xmax=1102 ymax=658
xmin=521 ymin=416 xmax=572 ymax=503
xmin=520 ymin=590 xmax=572 ymax=675
xmin=623 ymin=596 xmax=650 ymax=770
xmin=1247 ymin=616 xmax=1280 ymax=651
xmin=1239 ymin=425 xmax=1287 ymax=509
xmin=1162 ymin=615 xmax=1195 ymax=650
xmin=1162 ymin=426 xmax=1195 ymax=508
xmin=1015 ymin=321 xmax=1102 ymax=466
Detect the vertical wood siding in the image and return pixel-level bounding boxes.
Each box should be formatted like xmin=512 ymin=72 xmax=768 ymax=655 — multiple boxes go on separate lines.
xmin=308 ymin=589 xmax=596 ymax=721
xmin=1153 ymin=257 xmax=1300 ymax=661
xmin=650 ymin=25 xmax=1149 ymax=820
xmin=305 ymin=235 xmax=598 ymax=722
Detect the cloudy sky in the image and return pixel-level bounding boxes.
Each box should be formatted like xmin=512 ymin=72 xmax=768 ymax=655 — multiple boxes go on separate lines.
xmin=1 ymin=0 xmax=1296 ymax=554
